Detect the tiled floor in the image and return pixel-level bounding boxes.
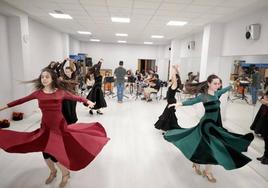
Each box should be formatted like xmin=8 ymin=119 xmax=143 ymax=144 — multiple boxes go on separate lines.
xmin=0 ymin=91 xmax=267 ymax=188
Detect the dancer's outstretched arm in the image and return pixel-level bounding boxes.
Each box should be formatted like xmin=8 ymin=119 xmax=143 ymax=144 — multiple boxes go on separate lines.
xmin=216 ymin=86 xmax=232 ymax=96
xmin=169 ymin=94 xmax=203 ymax=108
xmin=0 ymin=106 xmax=8 ymax=111
xmin=0 ymin=91 xmax=38 ymax=112
xmin=0 ymin=91 xmax=38 ymax=111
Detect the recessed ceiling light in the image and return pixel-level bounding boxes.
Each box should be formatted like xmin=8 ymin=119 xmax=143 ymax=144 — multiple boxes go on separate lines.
xmin=151 ymin=35 xmax=164 ymax=39
xmin=49 ymin=13 xmax=72 ymax=19
xmin=77 ymin=31 xmax=92 ymax=35
xmin=167 ymin=21 xmax=187 ymax=26
xmin=90 ymin=39 xmax=100 ymax=42
xmin=144 ymin=42 xmax=153 ymax=45
xmin=116 ymin=33 xmax=128 ymax=37
xmin=111 ymin=17 xmax=130 ymax=23
xmin=118 ymin=40 xmax=127 ymax=43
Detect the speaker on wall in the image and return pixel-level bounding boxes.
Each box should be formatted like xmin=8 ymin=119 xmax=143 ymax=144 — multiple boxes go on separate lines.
xmin=245 ymin=24 xmax=261 ymax=40
xmin=85 ymin=57 xmax=92 ymax=67
xmin=187 ymin=41 xmax=195 ymax=50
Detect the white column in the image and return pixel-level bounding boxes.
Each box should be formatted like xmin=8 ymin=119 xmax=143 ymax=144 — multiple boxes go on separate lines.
xmin=62 ymin=33 xmax=70 ymax=58
xmin=170 ymin=39 xmax=181 ymax=66
xmin=200 ymin=23 xmax=224 ymax=81
xmin=170 ymin=39 xmax=182 ymax=79
xmin=7 ymin=15 xmax=34 ymax=115
xmin=156 ymin=45 xmax=170 ymax=81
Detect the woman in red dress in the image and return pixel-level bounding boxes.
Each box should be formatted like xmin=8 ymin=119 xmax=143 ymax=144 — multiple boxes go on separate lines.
xmin=0 ymin=68 xmax=110 ymax=188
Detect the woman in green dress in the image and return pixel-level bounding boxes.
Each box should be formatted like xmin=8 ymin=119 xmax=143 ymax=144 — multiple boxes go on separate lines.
xmin=165 ymin=74 xmax=254 ymax=183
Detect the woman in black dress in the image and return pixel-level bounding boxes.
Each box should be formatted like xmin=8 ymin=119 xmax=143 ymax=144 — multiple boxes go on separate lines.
xmin=86 ymin=59 xmax=107 ymax=115
xmin=61 ymin=61 xmax=79 ymax=124
xmin=154 ymin=65 xmax=182 ymax=131
xmin=250 ymin=90 xmax=268 ymax=164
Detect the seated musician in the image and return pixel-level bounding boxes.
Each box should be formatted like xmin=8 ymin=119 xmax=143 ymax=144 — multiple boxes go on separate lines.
xmin=126 ymin=70 xmax=136 ymax=94
xmin=142 ymin=73 xmax=161 ymax=102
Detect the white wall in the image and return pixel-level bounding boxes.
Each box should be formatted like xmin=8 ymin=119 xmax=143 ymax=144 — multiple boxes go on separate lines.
xmin=200 ymin=24 xmax=225 ymax=81
xmin=170 ymin=32 xmax=203 ymax=82
xmin=0 ymin=0 xmax=73 ymax=119
xmin=157 ymin=45 xmax=170 ymax=81
xmin=222 ymin=7 xmax=268 ymax=56
xmin=69 ymin=37 xmax=80 ymax=55
xmin=0 ymin=14 xmax=12 ymax=119
xmin=180 ymin=32 xmax=203 ymax=58
xmin=170 ymin=39 xmax=181 ymax=65
xmin=28 ymin=18 xmax=69 ymax=78
xmin=80 ymin=42 xmax=169 ymax=80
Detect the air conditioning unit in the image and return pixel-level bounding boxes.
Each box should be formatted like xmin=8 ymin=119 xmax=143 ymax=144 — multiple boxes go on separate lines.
xmin=187 ymin=41 xmax=195 ymax=50
xmin=245 ymin=24 xmax=261 ymax=40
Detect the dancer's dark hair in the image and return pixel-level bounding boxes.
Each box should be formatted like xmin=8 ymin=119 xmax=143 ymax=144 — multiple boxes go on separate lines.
xmin=185 ymin=74 xmax=219 ymax=95
xmin=24 ymin=68 xmax=77 ymax=94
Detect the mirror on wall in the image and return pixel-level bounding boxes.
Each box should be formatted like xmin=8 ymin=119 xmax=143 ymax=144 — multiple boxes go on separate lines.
xmin=225 ymin=55 xmax=268 ymax=154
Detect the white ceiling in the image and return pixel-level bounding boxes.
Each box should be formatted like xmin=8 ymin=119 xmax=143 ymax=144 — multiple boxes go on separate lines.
xmin=3 ymin=0 xmax=268 ymax=45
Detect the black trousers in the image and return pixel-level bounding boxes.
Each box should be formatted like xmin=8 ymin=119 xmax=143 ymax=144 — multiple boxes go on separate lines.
xmin=42 ymin=152 xmax=58 ymax=162
xmin=264 ymin=135 xmax=268 ymax=158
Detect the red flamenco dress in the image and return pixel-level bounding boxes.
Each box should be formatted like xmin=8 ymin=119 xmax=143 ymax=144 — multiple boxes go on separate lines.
xmin=0 ymin=89 xmax=109 ymax=171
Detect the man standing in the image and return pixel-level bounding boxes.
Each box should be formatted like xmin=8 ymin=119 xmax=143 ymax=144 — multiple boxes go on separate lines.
xmin=251 ymin=67 xmax=261 ymax=105
xmin=114 ymin=61 xmax=127 ymax=103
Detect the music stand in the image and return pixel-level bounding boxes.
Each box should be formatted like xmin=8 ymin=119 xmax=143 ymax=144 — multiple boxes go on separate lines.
xmin=231 ymin=81 xmax=250 ymax=104
xmin=135 ymin=81 xmax=143 ymax=100
xmin=158 ymin=81 xmax=167 ymax=100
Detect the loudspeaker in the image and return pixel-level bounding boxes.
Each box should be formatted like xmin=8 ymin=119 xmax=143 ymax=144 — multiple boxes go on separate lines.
xmin=85 ymin=57 xmax=92 ymax=67
xmin=245 ymin=24 xmax=261 ymax=40
xmin=187 ymin=41 xmax=195 ymax=50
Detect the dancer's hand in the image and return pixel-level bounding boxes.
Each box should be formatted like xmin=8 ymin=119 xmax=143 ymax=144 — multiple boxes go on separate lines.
xmin=87 ymin=101 xmax=95 ymax=108
xmin=0 ymin=106 xmax=8 ymax=112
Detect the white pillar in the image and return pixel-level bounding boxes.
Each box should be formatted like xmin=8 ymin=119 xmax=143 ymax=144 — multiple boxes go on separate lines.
xmin=170 ymin=39 xmax=181 ymax=66
xmin=170 ymin=39 xmax=182 ymax=79
xmin=62 ymin=34 xmax=70 ymax=58
xmin=7 ymin=15 xmax=34 ymax=115
xmin=200 ymin=23 xmax=224 ymax=81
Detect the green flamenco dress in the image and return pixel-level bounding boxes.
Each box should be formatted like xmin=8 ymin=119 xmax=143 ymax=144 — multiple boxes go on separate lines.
xmin=164 ymin=86 xmax=254 ymax=170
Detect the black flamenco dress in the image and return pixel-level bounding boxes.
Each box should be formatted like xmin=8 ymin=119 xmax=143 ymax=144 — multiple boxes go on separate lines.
xmin=164 ymin=86 xmax=254 ymax=170
xmin=154 ymin=86 xmax=181 ymax=131
xmin=61 ymin=76 xmax=78 ymax=124
xmin=250 ymin=103 xmax=268 ymax=136
xmin=250 ymin=102 xmax=268 ymax=159
xmin=86 ymin=75 xmax=107 ymax=110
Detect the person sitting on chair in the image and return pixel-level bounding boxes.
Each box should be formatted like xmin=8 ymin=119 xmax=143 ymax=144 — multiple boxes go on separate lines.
xmin=126 ymin=70 xmax=135 ymax=94
xmin=142 ymin=74 xmax=161 ymax=102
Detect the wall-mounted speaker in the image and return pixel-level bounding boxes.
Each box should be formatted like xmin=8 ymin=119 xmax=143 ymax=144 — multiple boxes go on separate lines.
xmin=85 ymin=57 xmax=92 ymax=67
xmin=245 ymin=24 xmax=261 ymax=40
xmin=187 ymin=41 xmax=195 ymax=50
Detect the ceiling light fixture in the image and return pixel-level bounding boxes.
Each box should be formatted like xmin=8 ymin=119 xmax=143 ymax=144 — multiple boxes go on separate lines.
xmin=151 ymin=35 xmax=164 ymax=38
xmin=144 ymin=42 xmax=153 ymax=45
xmin=118 ymin=40 xmax=127 ymax=43
xmin=111 ymin=17 xmax=130 ymax=23
xmin=49 ymin=13 xmax=72 ymax=19
xmin=167 ymin=21 xmax=187 ymax=26
xmin=90 ymin=39 xmax=100 ymax=42
xmin=116 ymin=33 xmax=128 ymax=37
xmin=77 ymin=31 xmax=92 ymax=35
